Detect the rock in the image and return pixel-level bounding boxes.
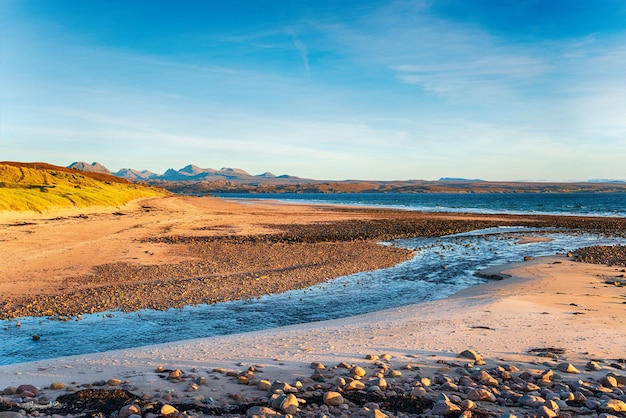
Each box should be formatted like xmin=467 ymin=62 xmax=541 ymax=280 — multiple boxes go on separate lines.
xmin=279 ymin=393 xmax=299 ymax=414
xmin=586 ymin=361 xmax=602 ymax=371
xmin=518 ymin=394 xmax=546 ymax=408
xmin=270 ymin=381 xmax=293 ymax=393
xmin=602 ymin=375 xmax=619 ymax=388
xmin=608 ymin=372 xmax=626 ymax=385
xmin=540 ymin=369 xmax=554 ymax=383
xmin=411 ymin=386 xmax=427 ymax=397
xmin=310 ymin=362 xmax=325 ymax=369
xmin=257 ymin=380 xmax=272 ymax=391
xmin=556 ymin=362 xmax=580 ymax=373
xmin=323 ymin=391 xmax=344 ymax=406
xmin=381 ymin=353 xmax=392 ymax=361
xmin=365 ymin=354 xmax=379 ymax=361
xmin=344 ymin=380 xmax=366 ymax=391
xmin=431 ymin=399 xmax=461 ymax=415
xmin=523 ymin=382 xmax=541 ymax=392
xmin=107 ymin=378 xmax=122 ymax=386
xmin=387 ymin=370 xmax=402 ymax=378
xmin=119 ymin=404 xmax=141 ymax=418
xmin=247 ymin=406 xmax=278 ymax=417
xmin=19 ymin=391 xmax=35 ymax=398
xmin=461 ymin=399 xmax=475 ymax=410
xmin=311 ymin=369 xmax=326 ymax=381
xmin=573 ymin=391 xmax=587 ymax=402
xmin=16 ymin=384 xmax=38 ymax=395
xmin=351 ymin=365 xmax=366 ymax=377
xmin=586 ymin=399 xmax=602 ymax=410
xmin=440 ymin=381 xmax=458 ymax=391
xmin=160 ymin=404 xmax=178 ymax=415
xmin=467 ymin=388 xmax=496 ymax=402
xmin=370 ymin=377 xmax=387 ymax=389
xmin=49 ymin=382 xmax=65 ymax=390
xmin=167 ymin=369 xmax=183 ymax=380
xmin=524 ymin=256 xmax=533 ymax=261
xmin=476 ymin=371 xmax=499 ymax=386
xmin=536 ymin=406 xmax=557 ymax=418
xmin=369 ymin=409 xmax=389 ymax=418
xmin=603 ymin=399 xmax=626 ymax=412
xmin=459 ymin=349 xmax=483 ymax=362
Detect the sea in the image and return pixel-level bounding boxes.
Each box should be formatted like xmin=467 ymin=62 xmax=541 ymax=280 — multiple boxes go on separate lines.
xmin=2 ymin=192 xmax=626 ymax=365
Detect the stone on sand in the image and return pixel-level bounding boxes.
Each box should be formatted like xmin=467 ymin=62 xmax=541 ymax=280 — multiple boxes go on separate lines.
xmin=323 ymin=391 xmax=344 ymax=406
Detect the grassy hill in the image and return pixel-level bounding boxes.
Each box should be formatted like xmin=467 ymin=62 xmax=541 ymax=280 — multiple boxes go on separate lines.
xmin=0 ymin=162 xmax=167 ymax=212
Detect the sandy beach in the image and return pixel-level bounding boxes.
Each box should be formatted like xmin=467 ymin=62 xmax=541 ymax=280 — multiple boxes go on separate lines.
xmin=1 ymin=196 xmax=626 ymax=417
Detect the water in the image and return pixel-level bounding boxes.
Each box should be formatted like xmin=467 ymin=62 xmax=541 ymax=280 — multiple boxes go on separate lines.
xmin=2 ymin=193 xmax=626 ymax=365
xmin=215 ymin=192 xmax=626 ymax=217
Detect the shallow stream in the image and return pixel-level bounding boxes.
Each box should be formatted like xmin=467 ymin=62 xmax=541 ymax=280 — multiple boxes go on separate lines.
xmin=1 ymin=227 xmax=623 ymax=365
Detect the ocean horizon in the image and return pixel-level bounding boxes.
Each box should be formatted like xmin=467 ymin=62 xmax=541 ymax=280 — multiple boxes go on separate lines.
xmin=214 ymin=191 xmax=626 ymax=218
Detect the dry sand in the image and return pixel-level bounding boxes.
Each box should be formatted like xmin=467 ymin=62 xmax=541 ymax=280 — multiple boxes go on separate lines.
xmin=1 ymin=195 xmax=626 ymax=416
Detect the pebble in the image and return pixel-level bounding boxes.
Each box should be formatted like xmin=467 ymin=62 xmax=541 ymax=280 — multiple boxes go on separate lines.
xmin=2 ymin=348 xmax=626 ymax=418
xmin=160 ymin=404 xmax=178 ymax=415
xmin=323 ymin=391 xmax=344 ymax=406
xmin=48 ymin=382 xmax=65 ymax=390
xmin=556 ymin=362 xmax=580 ymax=373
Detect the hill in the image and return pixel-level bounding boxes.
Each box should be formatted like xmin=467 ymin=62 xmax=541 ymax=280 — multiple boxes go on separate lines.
xmin=0 ymin=162 xmax=167 ymax=212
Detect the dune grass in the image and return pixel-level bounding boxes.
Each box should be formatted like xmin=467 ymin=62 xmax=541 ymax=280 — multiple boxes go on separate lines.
xmin=0 ymin=163 xmax=167 ymax=212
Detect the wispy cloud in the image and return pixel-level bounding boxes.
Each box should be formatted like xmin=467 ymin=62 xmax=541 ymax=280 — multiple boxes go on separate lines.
xmin=287 ymin=28 xmax=311 ymax=76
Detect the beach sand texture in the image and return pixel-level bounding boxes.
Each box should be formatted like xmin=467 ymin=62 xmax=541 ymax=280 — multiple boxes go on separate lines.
xmin=1 ymin=196 xmax=626 ymax=417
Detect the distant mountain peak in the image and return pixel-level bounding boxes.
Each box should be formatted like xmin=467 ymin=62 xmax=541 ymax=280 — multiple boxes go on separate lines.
xmin=179 ymin=164 xmax=216 ymax=175
xmin=68 ymin=161 xmax=111 ymax=174
xmin=219 ymin=167 xmax=250 ymax=175
xmin=114 ymin=168 xmax=158 ymax=181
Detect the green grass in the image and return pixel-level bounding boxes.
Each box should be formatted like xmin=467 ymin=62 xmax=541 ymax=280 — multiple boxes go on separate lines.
xmin=0 ymin=163 xmax=167 ymax=212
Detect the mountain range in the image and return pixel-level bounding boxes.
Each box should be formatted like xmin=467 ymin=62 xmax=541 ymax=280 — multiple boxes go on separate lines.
xmin=67 ymin=161 xmax=626 ymax=194
xmin=68 ymin=162 xmax=300 ymax=182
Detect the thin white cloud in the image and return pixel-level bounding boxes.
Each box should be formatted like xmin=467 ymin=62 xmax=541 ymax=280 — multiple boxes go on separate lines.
xmin=287 ymin=28 xmax=311 ymax=76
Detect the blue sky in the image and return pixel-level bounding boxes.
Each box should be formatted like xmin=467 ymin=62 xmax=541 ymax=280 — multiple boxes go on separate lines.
xmin=1 ymin=0 xmax=625 ymax=181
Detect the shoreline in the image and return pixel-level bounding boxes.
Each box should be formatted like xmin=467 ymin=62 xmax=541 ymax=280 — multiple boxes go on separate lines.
xmin=1 ymin=255 xmax=626 ymax=417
